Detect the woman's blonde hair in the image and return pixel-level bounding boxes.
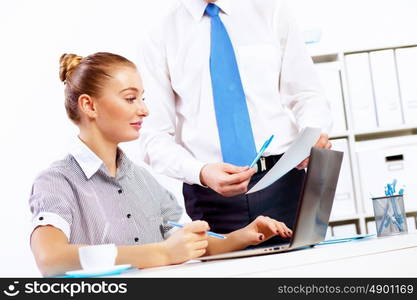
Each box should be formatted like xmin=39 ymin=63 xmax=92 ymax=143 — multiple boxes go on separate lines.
xmin=59 ymin=52 xmax=136 ymax=123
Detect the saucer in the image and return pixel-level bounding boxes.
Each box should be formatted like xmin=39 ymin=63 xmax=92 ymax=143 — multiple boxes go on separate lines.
xmin=65 ymin=264 xmax=132 ymax=277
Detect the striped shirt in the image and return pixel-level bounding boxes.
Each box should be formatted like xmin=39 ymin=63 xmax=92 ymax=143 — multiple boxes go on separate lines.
xmin=29 ymin=138 xmax=184 ymax=246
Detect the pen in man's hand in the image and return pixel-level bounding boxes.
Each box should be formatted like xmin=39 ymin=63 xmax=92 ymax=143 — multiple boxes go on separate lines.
xmin=250 ymin=135 xmax=275 ymax=168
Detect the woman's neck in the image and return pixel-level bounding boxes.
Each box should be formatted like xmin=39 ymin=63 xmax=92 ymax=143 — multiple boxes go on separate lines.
xmin=78 ymin=129 xmax=118 ymax=177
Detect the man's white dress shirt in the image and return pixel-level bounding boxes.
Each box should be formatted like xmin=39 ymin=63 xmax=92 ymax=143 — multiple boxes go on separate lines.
xmin=138 ymin=0 xmax=332 ymax=186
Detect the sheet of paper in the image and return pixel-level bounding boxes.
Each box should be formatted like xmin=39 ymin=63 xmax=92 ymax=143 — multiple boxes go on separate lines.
xmin=318 ymin=234 xmax=375 ymax=245
xmin=246 ymin=127 xmax=321 ymax=194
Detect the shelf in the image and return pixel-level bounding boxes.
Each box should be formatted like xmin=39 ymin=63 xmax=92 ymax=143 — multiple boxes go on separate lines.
xmin=353 ymin=124 xmax=417 ymax=139
xmin=312 ymin=43 xmax=417 ymax=235
xmin=311 ymin=53 xmax=339 ymax=63
xmin=343 ymin=44 xmax=417 ymax=55
xmin=308 ymin=43 xmax=417 ymax=58
xmin=328 ymin=125 xmax=417 ymax=140
xmin=329 ymin=131 xmax=349 ymax=139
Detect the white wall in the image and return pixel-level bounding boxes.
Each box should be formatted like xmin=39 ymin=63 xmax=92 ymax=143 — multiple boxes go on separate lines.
xmin=0 ymin=0 xmax=175 ymax=277
xmin=0 ymin=0 xmax=416 ymax=277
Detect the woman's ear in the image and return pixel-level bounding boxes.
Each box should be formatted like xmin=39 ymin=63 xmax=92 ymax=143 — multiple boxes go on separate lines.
xmin=78 ymin=94 xmax=97 ymax=120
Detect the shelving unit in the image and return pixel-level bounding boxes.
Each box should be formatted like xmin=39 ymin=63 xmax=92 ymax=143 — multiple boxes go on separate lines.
xmin=311 ymin=44 xmax=417 ymax=236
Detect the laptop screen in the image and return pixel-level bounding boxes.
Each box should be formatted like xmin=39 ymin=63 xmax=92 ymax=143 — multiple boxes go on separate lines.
xmin=289 ymin=147 xmax=343 ymax=249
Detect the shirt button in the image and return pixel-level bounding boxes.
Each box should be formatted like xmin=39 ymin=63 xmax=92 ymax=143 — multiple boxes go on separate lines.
xmin=127 ymin=214 xmax=131 ymax=218
xmin=39 ymin=217 xmax=44 ymax=221
xmin=118 ymin=189 xmax=123 ymax=194
xmin=134 ymin=237 xmax=139 ymax=242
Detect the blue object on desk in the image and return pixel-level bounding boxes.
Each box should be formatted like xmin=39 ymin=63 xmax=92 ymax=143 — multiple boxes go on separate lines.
xmin=55 ymin=265 xmax=133 ymax=278
xmin=249 ymin=135 xmax=274 ymax=168
xmin=167 ymin=221 xmax=227 ymax=239
xmin=318 ymin=234 xmax=375 ymax=245
xmin=381 ymin=179 xmax=405 ymax=233
xmin=65 ymin=268 xmax=132 ymax=278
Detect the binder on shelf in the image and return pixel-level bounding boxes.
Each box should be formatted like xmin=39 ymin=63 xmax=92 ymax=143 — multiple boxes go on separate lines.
xmin=315 ymin=62 xmax=347 ymax=135
xmin=369 ymin=50 xmax=403 ymax=127
xmin=329 ymin=138 xmax=356 ymax=220
xmin=366 ymin=221 xmax=377 ymax=235
xmin=407 ymin=217 xmax=416 ymax=232
xmin=344 ymin=53 xmax=377 ymax=131
xmin=395 ymin=47 xmax=417 ymax=125
xmin=356 ymin=135 xmax=417 ymax=214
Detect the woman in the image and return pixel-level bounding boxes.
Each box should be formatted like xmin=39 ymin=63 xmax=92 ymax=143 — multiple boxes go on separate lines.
xmin=29 ymin=52 xmax=292 ymax=276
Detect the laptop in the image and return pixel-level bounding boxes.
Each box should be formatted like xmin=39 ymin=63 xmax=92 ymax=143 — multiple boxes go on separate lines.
xmin=199 ymin=147 xmax=344 ymax=261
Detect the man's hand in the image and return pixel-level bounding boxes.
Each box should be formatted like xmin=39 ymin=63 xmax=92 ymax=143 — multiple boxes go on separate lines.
xmin=296 ymin=133 xmax=332 ymax=169
xmin=200 ymin=163 xmax=257 ymax=197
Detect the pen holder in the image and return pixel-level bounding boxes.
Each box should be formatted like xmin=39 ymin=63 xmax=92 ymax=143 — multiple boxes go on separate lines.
xmin=372 ymin=195 xmax=408 ymax=237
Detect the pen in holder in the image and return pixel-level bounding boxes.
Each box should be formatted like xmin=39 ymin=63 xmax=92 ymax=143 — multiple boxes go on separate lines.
xmin=372 ymin=180 xmax=408 ymax=237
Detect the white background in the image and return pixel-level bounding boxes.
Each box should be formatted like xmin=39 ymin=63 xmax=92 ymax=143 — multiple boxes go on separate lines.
xmin=0 ymin=0 xmax=416 ymax=277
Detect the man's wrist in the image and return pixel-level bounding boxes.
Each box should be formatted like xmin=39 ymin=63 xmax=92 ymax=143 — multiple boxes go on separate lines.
xmin=199 ymin=164 xmax=209 ymax=188
xmin=183 ymin=159 xmax=207 ymax=186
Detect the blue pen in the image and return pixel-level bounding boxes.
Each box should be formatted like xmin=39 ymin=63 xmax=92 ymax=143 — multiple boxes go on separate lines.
xmin=380 ymin=180 xmax=404 ymax=233
xmin=167 ymin=221 xmax=227 ymax=239
xmin=249 ymin=135 xmax=275 ymax=168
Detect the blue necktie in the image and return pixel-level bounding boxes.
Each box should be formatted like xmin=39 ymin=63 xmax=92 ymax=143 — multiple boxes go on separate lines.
xmin=206 ymin=3 xmax=257 ymax=166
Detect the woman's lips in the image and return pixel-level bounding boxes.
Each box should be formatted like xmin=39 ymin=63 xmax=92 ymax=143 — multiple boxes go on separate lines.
xmin=130 ymin=121 xmax=142 ymax=130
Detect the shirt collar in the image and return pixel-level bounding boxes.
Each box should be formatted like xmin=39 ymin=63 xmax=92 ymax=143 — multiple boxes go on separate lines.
xmin=181 ymin=0 xmax=232 ymax=21
xmin=69 ymin=137 xmax=132 ymax=180
xmin=70 ymin=137 xmax=103 ymax=180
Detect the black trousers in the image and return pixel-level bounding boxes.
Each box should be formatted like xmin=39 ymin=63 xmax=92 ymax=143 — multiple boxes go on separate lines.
xmin=183 ymin=159 xmax=306 ymax=246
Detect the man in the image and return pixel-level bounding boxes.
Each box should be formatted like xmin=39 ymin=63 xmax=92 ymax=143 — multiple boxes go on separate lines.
xmin=138 ymin=0 xmax=332 ymax=243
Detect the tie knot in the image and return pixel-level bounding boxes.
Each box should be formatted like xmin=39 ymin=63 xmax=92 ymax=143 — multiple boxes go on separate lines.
xmin=205 ymin=3 xmax=220 ymax=17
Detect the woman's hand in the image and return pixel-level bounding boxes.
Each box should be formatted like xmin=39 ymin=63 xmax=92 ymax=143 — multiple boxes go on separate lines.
xmin=163 ymin=220 xmax=210 ymax=264
xmin=239 ymin=216 xmax=293 ymax=246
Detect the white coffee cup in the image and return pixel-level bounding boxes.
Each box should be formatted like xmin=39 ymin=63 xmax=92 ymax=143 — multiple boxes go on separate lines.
xmin=78 ymin=244 xmax=117 ymax=270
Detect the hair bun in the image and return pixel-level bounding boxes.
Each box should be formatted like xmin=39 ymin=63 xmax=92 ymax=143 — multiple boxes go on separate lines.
xmin=59 ymin=53 xmax=83 ymax=82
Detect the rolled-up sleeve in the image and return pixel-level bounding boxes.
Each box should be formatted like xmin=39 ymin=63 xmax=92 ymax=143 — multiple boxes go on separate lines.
xmin=29 ymin=169 xmax=74 ymax=241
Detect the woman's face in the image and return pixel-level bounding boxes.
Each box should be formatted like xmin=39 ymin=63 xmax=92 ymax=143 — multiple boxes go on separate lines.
xmin=94 ymin=66 xmax=149 ymax=144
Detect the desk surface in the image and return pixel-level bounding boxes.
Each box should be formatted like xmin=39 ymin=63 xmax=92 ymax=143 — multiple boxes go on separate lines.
xmin=118 ymin=232 xmax=417 ymax=277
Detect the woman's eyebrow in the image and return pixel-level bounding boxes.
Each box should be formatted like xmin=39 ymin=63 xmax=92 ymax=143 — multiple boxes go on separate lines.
xmin=119 ymin=87 xmax=144 ymax=94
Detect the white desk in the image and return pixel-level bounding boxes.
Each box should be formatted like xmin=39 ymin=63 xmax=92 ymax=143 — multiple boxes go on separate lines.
xmin=119 ymin=232 xmax=417 ymax=277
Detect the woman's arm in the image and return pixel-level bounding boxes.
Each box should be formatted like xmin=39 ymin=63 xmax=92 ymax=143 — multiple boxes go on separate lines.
xmin=205 ymin=216 xmax=293 ymax=255
xmin=31 ymin=226 xmax=169 ymax=277
xmin=31 ymin=226 xmax=83 ymax=276
xmin=31 ymin=221 xmax=210 ymax=277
